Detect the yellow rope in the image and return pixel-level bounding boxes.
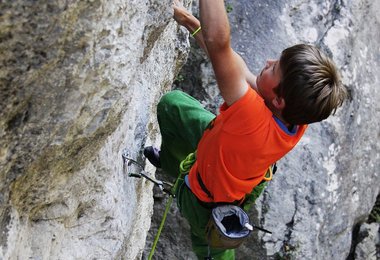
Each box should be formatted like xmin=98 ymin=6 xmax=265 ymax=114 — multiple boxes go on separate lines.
xmin=148 ymin=151 xmax=196 ymax=260
xmin=262 ymin=165 xmax=273 ymax=181
xmin=179 ymin=152 xmax=197 ymax=173
xmin=148 ymin=196 xmax=173 ymax=260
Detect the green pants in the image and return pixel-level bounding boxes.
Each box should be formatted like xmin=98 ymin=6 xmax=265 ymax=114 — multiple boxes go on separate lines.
xmin=157 ymin=90 xmax=215 ymax=179
xmin=157 ymin=90 xmax=234 ymax=259
xmin=157 ymin=90 xmax=266 ymax=259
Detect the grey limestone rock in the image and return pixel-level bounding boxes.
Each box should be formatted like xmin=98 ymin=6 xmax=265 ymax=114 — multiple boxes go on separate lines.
xmin=354 ymin=222 xmax=380 ymax=260
xmin=0 ymin=0 xmax=189 ymax=259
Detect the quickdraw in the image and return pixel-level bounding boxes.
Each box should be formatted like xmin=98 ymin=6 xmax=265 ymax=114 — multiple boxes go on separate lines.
xmin=122 ymin=149 xmax=174 ymax=196
xmin=121 ymin=148 xmax=179 ymax=260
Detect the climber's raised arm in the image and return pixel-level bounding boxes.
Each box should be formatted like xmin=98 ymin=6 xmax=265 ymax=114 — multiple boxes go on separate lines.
xmin=173 ymin=0 xmax=256 ymax=104
xmin=198 ymin=0 xmax=248 ymax=105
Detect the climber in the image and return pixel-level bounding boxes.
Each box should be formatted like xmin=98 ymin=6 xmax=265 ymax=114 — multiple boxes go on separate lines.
xmin=144 ymin=0 xmax=348 ymax=259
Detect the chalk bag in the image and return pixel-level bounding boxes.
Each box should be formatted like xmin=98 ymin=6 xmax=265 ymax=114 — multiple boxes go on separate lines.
xmin=205 ymin=205 xmax=251 ymax=249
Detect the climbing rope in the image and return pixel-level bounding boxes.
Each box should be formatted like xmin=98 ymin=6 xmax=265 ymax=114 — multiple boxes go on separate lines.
xmin=123 ymin=149 xmax=273 ymax=258
xmin=148 ymin=152 xmax=196 ymax=260
xmin=148 ymin=195 xmax=173 ymax=260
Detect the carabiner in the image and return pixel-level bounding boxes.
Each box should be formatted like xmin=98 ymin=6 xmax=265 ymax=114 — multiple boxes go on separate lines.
xmin=121 ymin=148 xmax=174 ymax=196
xmin=122 ymin=149 xmax=144 ymax=177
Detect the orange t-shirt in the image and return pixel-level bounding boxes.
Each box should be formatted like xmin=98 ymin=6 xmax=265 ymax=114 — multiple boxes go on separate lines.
xmin=188 ymin=87 xmax=307 ymax=203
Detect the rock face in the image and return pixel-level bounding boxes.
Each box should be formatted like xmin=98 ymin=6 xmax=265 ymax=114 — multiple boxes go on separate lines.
xmin=353 ymin=223 xmax=380 ymax=260
xmin=0 ymin=0 xmax=189 ymax=259
xmin=1 ymin=0 xmax=379 ymax=259
xmin=145 ymin=0 xmax=380 ymax=259
xmin=251 ymin=0 xmax=380 ymax=258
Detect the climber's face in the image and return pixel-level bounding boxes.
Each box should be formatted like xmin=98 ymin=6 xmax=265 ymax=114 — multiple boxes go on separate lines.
xmin=256 ymin=59 xmax=284 ymax=111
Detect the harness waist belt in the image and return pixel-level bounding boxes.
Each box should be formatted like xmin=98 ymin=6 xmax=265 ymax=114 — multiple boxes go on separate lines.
xmin=194 ymin=171 xmax=244 ymax=208
xmin=188 ymin=165 xmax=277 ymax=209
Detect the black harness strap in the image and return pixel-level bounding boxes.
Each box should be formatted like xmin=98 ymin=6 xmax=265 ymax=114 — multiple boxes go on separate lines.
xmin=194 ymin=163 xmax=278 ymax=209
xmin=197 ymin=171 xmax=213 ymax=199
xmin=196 ymin=171 xmax=245 ymax=208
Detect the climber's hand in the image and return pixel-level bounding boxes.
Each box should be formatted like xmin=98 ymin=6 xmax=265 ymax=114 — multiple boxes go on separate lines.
xmin=173 ymin=0 xmax=190 ymax=26
xmin=172 ymin=0 xmax=208 ymax=56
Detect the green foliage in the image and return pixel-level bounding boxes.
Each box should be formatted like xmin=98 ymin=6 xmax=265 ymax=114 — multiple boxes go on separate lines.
xmin=175 ymin=74 xmax=185 ymax=82
xmin=368 ymin=193 xmax=380 ymax=223
xmin=273 ymin=241 xmax=300 ymax=260
xmin=225 ymin=2 xmax=233 ymax=13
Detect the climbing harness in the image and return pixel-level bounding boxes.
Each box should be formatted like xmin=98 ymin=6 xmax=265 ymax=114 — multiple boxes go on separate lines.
xmin=122 ymin=148 xmax=273 ymax=259
xmin=201 ymin=165 xmax=274 ymax=257
xmin=200 ymin=165 xmax=275 ymax=251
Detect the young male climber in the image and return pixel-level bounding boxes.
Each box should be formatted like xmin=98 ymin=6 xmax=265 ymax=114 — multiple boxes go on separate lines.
xmin=144 ymin=0 xmax=348 ymax=259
